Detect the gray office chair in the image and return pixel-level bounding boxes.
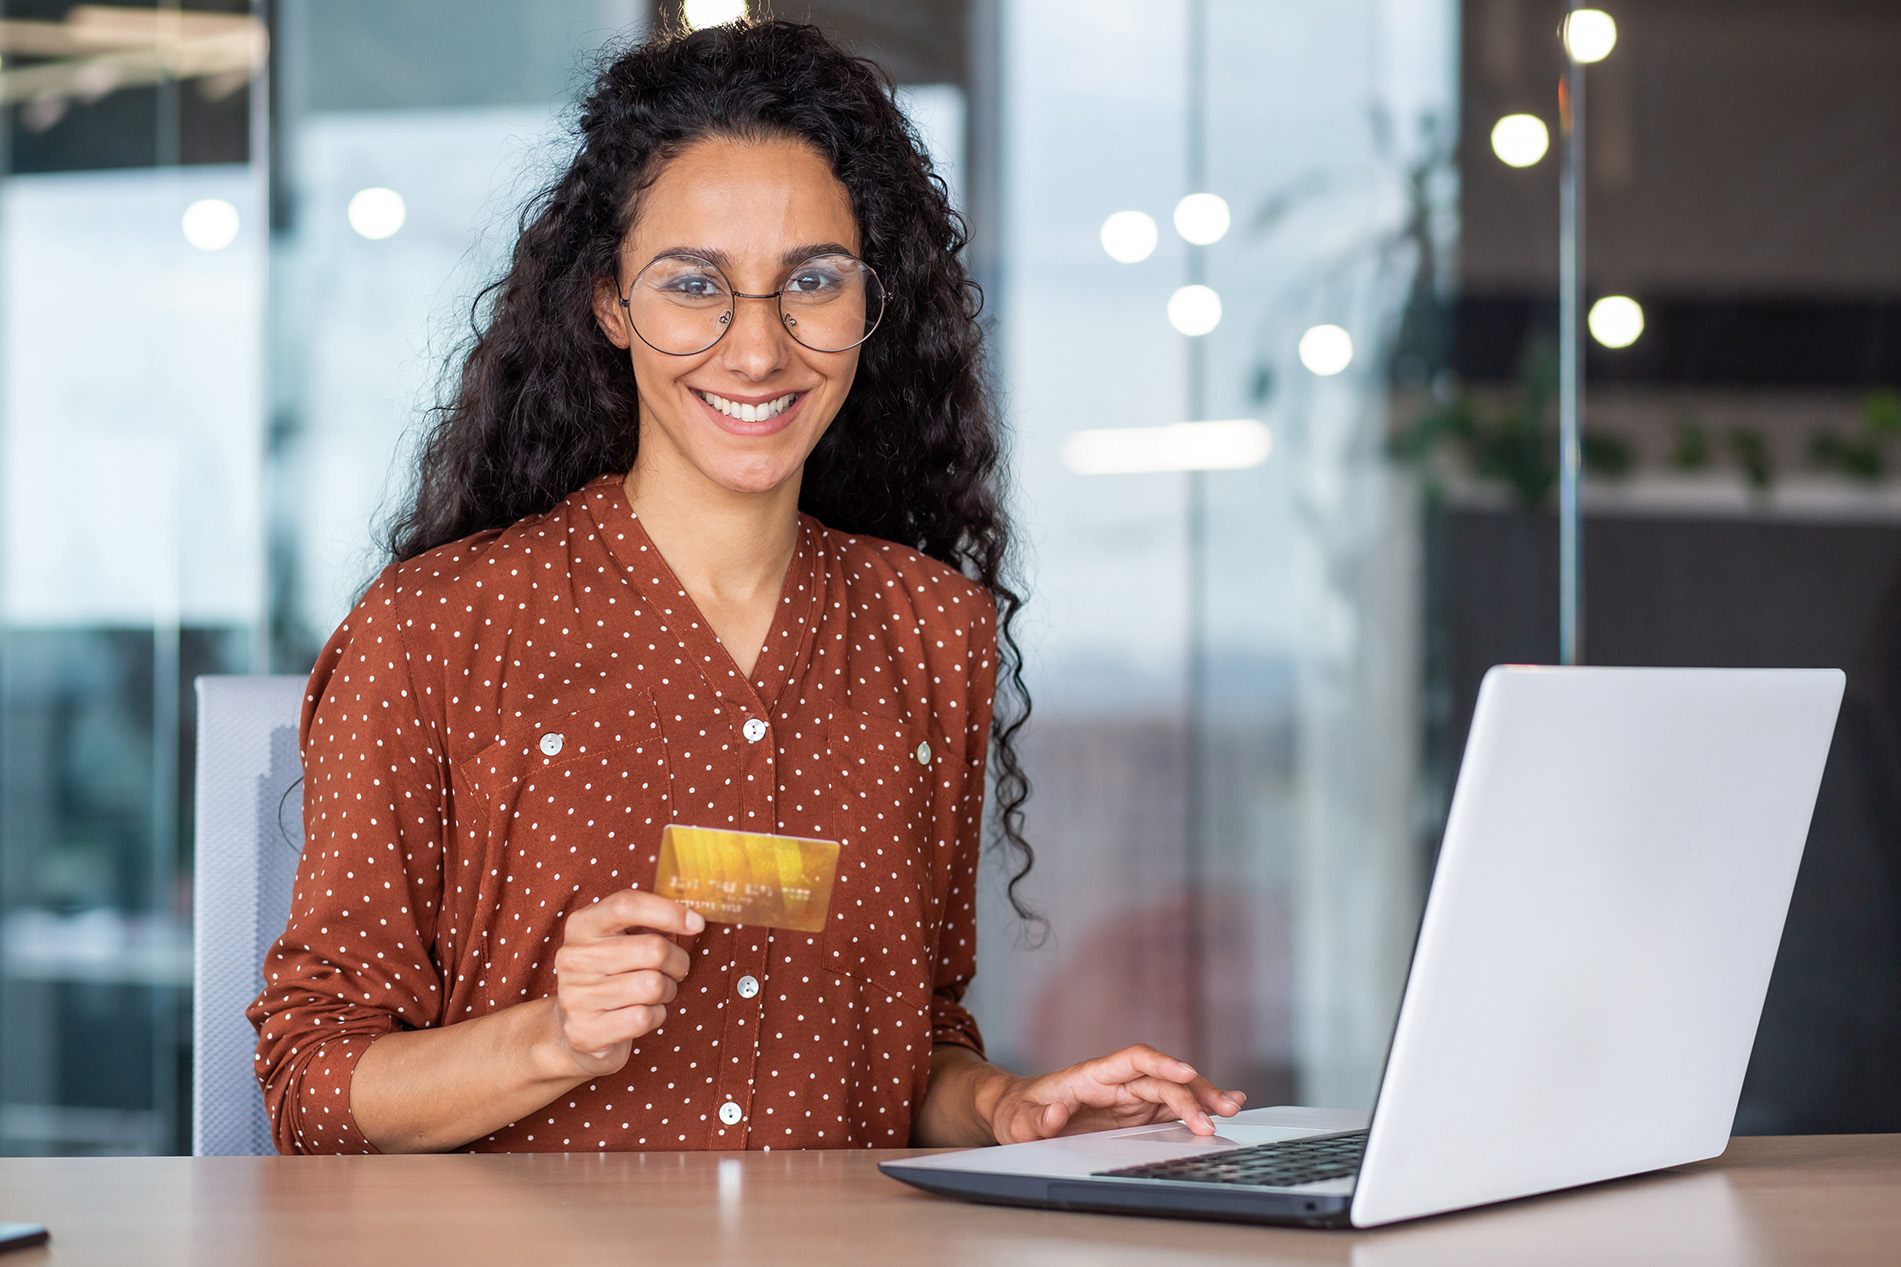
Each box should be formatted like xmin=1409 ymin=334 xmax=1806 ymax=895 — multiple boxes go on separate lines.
xmin=191 ymin=675 xmax=308 ymax=1157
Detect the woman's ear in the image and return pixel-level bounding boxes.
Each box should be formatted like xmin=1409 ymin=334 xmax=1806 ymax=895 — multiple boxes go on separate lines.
xmin=592 ymin=277 xmax=633 ymax=350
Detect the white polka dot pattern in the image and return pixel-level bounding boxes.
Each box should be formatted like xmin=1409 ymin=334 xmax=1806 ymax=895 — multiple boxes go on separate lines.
xmin=247 ymin=475 xmax=995 ymax=1155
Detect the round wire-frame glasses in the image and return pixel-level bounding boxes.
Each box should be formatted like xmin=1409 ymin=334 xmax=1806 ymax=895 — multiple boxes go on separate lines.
xmin=617 ymin=251 xmax=886 ymax=356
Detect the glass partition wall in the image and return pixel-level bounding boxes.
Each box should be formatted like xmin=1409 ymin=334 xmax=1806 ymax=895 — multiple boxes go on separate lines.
xmin=0 ymin=0 xmax=264 ymax=1154
xmin=264 ymin=0 xmax=643 ymax=664
xmin=968 ymin=0 xmax=1455 ymax=1108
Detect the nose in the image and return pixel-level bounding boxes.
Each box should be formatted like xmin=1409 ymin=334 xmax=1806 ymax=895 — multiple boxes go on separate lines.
xmin=717 ymin=292 xmax=793 ymax=380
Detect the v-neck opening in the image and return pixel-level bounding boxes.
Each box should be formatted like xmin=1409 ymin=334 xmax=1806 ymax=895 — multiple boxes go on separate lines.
xmin=584 ymin=474 xmax=821 ymax=716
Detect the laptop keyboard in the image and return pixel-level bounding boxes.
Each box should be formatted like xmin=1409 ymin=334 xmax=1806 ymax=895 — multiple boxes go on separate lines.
xmin=1094 ymin=1129 xmax=1368 ymax=1189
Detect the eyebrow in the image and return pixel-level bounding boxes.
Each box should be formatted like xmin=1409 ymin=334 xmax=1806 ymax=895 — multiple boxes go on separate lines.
xmin=650 ymin=242 xmax=858 ymax=271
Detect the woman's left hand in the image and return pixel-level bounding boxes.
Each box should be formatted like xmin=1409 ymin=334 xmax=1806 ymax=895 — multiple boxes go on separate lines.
xmin=984 ymin=1044 xmax=1246 ymax=1144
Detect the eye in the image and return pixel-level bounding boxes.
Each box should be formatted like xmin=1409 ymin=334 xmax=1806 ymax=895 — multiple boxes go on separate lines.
xmin=637 ymin=256 xmax=730 ymax=302
xmin=663 ymin=272 xmax=726 ymax=297
xmin=784 ymin=263 xmax=846 ymax=295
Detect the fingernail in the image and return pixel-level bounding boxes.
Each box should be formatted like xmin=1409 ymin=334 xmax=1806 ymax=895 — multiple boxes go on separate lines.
xmin=686 ymin=910 xmax=705 ymax=932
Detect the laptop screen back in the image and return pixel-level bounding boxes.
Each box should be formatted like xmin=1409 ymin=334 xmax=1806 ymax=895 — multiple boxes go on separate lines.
xmin=1351 ymin=667 xmax=1842 ymax=1227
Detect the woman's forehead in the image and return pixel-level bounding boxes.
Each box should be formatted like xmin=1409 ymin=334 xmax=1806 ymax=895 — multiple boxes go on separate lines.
xmin=631 ymin=135 xmax=859 ymax=261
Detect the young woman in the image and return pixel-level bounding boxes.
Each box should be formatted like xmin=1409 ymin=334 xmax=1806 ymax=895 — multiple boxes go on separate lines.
xmin=250 ymin=19 xmax=1242 ymax=1155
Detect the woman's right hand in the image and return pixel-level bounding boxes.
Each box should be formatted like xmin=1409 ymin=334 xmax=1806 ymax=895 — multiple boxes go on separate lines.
xmin=545 ymin=890 xmax=705 ymax=1078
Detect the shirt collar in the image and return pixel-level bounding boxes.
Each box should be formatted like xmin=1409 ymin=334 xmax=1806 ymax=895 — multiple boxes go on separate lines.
xmin=583 ymin=473 xmax=822 ymax=715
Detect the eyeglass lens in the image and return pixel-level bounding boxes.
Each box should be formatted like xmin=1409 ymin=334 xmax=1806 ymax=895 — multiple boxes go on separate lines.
xmin=624 ymin=254 xmax=885 ymax=356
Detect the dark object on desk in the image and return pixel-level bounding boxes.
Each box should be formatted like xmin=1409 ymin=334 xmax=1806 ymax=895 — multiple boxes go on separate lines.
xmin=0 ymin=1223 xmax=50 ymax=1253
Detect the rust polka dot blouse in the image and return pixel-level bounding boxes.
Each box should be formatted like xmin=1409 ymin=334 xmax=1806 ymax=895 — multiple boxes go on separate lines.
xmin=247 ymin=474 xmax=995 ymax=1154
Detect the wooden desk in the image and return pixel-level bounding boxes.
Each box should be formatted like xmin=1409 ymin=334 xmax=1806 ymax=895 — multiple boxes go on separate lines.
xmin=2 ymin=1135 xmax=1896 ymax=1265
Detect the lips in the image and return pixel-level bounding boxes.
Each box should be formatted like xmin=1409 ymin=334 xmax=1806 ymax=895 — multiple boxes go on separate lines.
xmin=695 ymin=389 xmax=797 ymax=423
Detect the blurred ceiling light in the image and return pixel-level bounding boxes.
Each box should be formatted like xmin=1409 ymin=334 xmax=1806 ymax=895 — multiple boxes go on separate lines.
xmin=1063 ymin=419 xmax=1272 ymax=475
xmin=1172 ymin=192 xmax=1230 ymax=246
xmin=348 ymin=187 xmax=406 ymax=240
xmin=1167 ymin=284 xmax=1222 ymax=337
xmin=1588 ymin=295 xmax=1644 ymax=348
xmin=1490 ymin=114 xmax=1549 ymax=167
xmin=1298 ymin=324 xmax=1354 ymax=376
xmin=0 ymin=8 xmax=264 ymax=112
xmin=1099 ymin=210 xmax=1158 ymax=263
xmin=1562 ymin=9 xmax=1617 ymax=63
xmin=683 ymin=0 xmax=748 ymax=29
xmin=181 ymin=198 xmax=239 ymax=251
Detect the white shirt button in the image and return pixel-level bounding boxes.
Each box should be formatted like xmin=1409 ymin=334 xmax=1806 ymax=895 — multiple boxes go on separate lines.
xmin=539 ymin=733 xmax=563 ymax=756
xmin=736 ymin=974 xmax=760 ymax=999
xmin=915 ymin=741 xmax=932 ymax=766
xmin=718 ymin=1101 xmax=743 ymax=1126
xmin=742 ymin=718 xmax=768 ymax=743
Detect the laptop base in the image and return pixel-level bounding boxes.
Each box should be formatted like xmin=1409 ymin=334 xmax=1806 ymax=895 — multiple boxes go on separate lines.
xmin=879 ymin=1161 xmax=1355 ymax=1228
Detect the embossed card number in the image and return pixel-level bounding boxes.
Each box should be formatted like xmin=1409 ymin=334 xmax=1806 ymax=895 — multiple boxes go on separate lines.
xmin=654 ymin=825 xmax=840 ymax=933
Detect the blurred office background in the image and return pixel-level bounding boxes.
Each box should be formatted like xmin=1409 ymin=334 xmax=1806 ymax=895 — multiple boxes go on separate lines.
xmin=0 ymin=0 xmax=1894 ymax=1155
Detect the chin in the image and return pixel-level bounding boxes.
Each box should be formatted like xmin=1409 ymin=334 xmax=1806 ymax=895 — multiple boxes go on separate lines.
xmin=703 ymin=455 xmax=804 ymax=497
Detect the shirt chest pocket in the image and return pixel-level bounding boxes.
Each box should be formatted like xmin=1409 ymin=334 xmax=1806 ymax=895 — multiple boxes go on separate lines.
xmin=816 ymin=706 xmax=944 ymax=1005
xmin=458 ymin=692 xmax=672 ymax=891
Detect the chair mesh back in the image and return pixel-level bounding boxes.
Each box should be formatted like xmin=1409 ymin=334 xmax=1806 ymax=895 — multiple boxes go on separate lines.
xmin=192 ymin=675 xmax=307 ymax=1156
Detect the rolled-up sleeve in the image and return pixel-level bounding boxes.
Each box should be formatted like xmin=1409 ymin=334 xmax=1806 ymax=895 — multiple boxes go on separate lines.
xmin=929 ymin=595 xmax=995 ymax=1056
xmin=247 ymin=572 xmax=448 ymax=1154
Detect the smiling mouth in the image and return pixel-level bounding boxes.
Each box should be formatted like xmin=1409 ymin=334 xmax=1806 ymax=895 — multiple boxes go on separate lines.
xmin=695 ymin=389 xmax=799 ymax=423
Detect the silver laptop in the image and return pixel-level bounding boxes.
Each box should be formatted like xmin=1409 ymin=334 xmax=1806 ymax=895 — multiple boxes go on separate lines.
xmin=882 ymin=666 xmax=1844 ymax=1228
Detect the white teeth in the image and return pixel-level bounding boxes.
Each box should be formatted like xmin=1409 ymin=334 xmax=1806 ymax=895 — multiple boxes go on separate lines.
xmin=696 ymin=390 xmax=797 ymax=422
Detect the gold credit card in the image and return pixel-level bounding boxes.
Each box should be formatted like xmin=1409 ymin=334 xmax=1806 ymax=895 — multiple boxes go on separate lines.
xmin=654 ymin=825 xmax=840 ymax=933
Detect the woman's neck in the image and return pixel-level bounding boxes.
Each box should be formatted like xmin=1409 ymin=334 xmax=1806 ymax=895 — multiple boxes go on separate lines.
xmin=621 ymin=448 xmax=801 ymax=680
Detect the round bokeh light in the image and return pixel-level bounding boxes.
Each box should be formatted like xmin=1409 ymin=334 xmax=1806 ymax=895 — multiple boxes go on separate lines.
xmin=1491 ymin=114 xmax=1550 ymax=168
xmin=684 ymin=0 xmax=747 ymax=29
xmin=1298 ymin=324 xmax=1354 ymax=376
xmin=1100 ymin=210 xmax=1159 ymax=263
xmin=1172 ymin=192 xmax=1231 ymax=246
xmin=348 ymin=187 xmax=407 ymax=240
xmin=1167 ymin=284 xmax=1223 ymax=337
xmin=1563 ymin=9 xmax=1618 ymax=64
xmin=1588 ymin=295 xmax=1645 ymax=348
xmin=181 ymin=198 xmax=240 ymax=251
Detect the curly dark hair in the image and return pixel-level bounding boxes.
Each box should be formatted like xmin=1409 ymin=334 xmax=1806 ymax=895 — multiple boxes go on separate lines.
xmin=384 ymin=18 xmax=1037 ymax=920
